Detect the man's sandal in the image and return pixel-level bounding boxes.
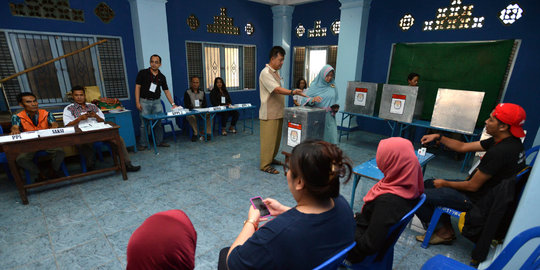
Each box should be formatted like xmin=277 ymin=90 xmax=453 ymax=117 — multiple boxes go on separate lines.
xmin=271 ymin=159 xmax=284 ymax=166
xmin=261 ymin=166 xmax=279 ymax=174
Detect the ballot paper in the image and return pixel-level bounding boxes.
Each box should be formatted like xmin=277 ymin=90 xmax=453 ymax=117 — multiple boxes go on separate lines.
xmin=79 ymin=122 xmax=112 ymax=132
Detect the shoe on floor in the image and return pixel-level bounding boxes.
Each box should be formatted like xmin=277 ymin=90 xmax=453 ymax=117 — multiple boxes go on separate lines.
xmin=157 ymin=143 xmax=170 ymax=147
xmin=137 ymin=145 xmax=149 ymax=151
xmin=221 ymin=130 xmax=227 ymax=136
xmin=126 ymin=162 xmax=141 ymax=172
xmin=191 ymin=135 xmax=198 ymax=142
xmin=416 ymin=234 xmax=455 ymax=245
xmin=228 ymin=127 xmax=237 ymax=134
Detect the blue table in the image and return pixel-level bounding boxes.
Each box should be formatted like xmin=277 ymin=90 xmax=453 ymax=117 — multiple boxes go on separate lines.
xmin=142 ymin=106 xmax=256 ymax=154
xmin=397 ymin=120 xmax=481 ymax=172
xmin=339 ymin=111 xmax=399 ymax=142
xmin=349 ymin=152 xmax=435 ymax=209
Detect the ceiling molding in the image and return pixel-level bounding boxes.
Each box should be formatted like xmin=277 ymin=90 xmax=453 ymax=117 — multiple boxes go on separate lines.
xmin=249 ymin=0 xmax=322 ymax=6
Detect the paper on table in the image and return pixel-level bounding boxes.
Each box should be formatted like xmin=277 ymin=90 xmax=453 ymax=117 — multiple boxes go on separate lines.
xmin=79 ymin=122 xmax=112 ymax=132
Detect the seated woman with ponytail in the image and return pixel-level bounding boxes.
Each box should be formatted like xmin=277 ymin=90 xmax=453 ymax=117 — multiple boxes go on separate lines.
xmin=346 ymin=137 xmax=424 ymax=263
xmin=219 ymin=140 xmax=355 ymax=270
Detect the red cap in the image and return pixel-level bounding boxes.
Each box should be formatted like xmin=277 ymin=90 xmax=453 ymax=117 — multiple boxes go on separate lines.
xmin=493 ymin=103 xmax=526 ymax=138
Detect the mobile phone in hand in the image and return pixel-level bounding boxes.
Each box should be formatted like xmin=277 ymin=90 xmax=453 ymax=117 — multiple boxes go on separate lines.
xmin=250 ymin=196 xmax=271 ymax=218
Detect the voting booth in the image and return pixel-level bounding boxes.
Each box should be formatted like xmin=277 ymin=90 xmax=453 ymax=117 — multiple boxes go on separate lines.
xmin=282 ymin=107 xmax=326 ymax=153
xmin=344 ymin=81 xmax=379 ymax=115
xmin=430 ymin=89 xmax=485 ymax=134
xmin=378 ymin=84 xmax=419 ymax=123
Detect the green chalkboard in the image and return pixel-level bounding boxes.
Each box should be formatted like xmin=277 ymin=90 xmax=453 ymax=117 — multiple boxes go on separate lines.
xmin=388 ymin=40 xmax=515 ymax=127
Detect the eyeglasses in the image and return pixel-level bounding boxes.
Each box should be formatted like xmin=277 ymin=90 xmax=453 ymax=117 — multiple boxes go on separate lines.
xmin=283 ymin=155 xmax=290 ymax=176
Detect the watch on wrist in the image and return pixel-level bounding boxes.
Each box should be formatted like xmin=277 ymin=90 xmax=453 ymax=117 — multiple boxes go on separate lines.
xmin=436 ymin=134 xmax=442 ymax=142
xmin=171 ymin=103 xmax=175 ymax=106
xmin=290 ymin=90 xmax=294 ymax=96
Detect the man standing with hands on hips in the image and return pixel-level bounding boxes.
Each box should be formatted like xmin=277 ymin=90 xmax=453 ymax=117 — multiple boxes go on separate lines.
xmin=259 ymin=46 xmax=308 ymax=174
xmin=135 ymin=54 xmax=177 ymax=150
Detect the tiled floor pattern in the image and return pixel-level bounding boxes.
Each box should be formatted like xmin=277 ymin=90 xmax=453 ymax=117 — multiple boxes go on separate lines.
xmin=0 ymin=121 xmax=474 ymax=269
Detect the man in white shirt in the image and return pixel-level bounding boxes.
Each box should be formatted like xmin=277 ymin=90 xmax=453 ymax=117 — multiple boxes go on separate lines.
xmin=259 ymin=46 xmax=307 ymax=174
xmin=63 ymin=86 xmax=140 ymax=172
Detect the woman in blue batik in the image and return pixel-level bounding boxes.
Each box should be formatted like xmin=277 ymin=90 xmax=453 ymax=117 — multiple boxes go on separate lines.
xmin=298 ymin=64 xmax=339 ymax=144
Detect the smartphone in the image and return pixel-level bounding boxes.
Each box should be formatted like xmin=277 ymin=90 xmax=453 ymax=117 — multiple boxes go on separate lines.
xmin=250 ymin=196 xmax=271 ymax=218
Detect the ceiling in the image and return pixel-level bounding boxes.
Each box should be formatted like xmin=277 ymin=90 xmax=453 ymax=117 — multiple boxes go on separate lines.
xmin=248 ymin=0 xmax=322 ymax=6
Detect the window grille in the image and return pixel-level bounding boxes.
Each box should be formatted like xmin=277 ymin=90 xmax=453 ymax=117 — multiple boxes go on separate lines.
xmin=0 ymin=32 xmax=22 ymax=107
xmin=186 ymin=41 xmax=256 ymax=91
xmin=186 ymin=42 xmax=204 ymax=88
xmin=243 ymin=46 xmax=255 ymax=89
xmin=97 ymin=37 xmax=128 ymax=98
xmin=293 ymin=47 xmax=305 ymax=89
xmin=0 ymin=30 xmax=130 ymax=107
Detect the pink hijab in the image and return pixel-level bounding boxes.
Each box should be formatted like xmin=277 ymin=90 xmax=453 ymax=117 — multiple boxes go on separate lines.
xmin=363 ymin=137 xmax=424 ymax=203
xmin=127 ymin=210 xmax=197 ymax=270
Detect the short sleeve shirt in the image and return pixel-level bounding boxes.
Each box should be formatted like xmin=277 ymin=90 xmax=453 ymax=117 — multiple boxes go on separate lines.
xmin=63 ymin=103 xmax=105 ymax=126
xmin=259 ymin=64 xmax=284 ymax=120
xmin=227 ymin=195 xmax=355 ymax=269
xmin=136 ymin=68 xmax=169 ymax=99
xmin=469 ymin=136 xmax=526 ymax=200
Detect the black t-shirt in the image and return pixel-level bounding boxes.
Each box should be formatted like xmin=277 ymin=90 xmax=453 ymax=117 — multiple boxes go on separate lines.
xmin=135 ymin=68 xmax=169 ymax=99
xmin=468 ymin=136 xmax=526 ymax=201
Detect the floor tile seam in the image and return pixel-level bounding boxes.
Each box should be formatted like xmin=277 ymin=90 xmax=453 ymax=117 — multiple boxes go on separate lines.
xmin=41 ymin=199 xmax=62 ymax=270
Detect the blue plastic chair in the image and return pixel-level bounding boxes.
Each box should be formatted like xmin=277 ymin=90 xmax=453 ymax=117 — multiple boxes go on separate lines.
xmin=344 ymin=194 xmax=427 ymax=270
xmin=313 ymin=242 xmax=356 ymax=270
xmin=79 ymin=142 xmax=113 ymax=172
xmin=0 ymin=126 xmax=14 ymax=180
xmin=421 ymin=146 xmax=538 ymax=249
xmin=525 ymin=145 xmax=539 ymax=166
xmin=24 ymin=150 xmax=69 ymax=184
xmin=160 ymin=100 xmax=177 ymax=142
xmin=421 ymin=226 xmax=540 ymax=270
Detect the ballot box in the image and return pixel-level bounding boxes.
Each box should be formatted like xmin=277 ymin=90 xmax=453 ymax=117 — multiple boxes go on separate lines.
xmin=431 ymin=88 xmax=485 ymax=134
xmin=282 ymin=107 xmax=326 ymax=153
xmin=344 ymin=81 xmax=379 ymax=115
xmin=378 ymin=84 xmax=419 ymax=123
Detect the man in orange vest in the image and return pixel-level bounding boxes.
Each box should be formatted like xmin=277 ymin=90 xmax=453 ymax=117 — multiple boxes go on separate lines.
xmin=10 ymin=92 xmax=65 ymax=181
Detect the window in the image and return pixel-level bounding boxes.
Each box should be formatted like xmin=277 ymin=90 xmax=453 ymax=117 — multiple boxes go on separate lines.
xmin=292 ymin=45 xmax=338 ymax=88
xmin=0 ymin=29 xmax=129 ymax=107
xmin=186 ymin=41 xmax=256 ymax=91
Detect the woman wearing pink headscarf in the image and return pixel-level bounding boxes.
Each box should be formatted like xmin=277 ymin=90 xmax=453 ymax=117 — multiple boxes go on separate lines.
xmin=127 ymin=210 xmax=197 ymax=270
xmin=347 ymin=137 xmax=424 ymax=263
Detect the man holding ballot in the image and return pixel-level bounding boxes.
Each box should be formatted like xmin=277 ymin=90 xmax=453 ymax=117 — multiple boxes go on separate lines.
xmin=11 ymin=92 xmax=65 ymax=181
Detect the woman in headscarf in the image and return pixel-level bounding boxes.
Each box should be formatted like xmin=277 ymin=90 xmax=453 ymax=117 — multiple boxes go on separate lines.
xmin=127 ymin=210 xmax=197 ymax=270
xmin=298 ymin=65 xmax=339 ymax=144
xmin=346 ymin=137 xmax=424 ymax=263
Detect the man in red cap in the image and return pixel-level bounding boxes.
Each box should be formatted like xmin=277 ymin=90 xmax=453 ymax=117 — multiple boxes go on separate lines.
xmin=414 ymin=103 xmax=527 ymax=245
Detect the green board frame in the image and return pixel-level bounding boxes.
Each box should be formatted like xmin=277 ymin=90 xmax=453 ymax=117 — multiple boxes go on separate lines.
xmin=387 ymin=40 xmax=515 ymax=127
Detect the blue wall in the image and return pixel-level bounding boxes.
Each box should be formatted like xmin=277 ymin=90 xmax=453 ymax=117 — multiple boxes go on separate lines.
xmin=165 ymin=0 xmax=273 ymax=119
xmin=0 ymin=0 xmax=139 ymax=111
xmin=360 ymin=0 xmax=540 ymax=148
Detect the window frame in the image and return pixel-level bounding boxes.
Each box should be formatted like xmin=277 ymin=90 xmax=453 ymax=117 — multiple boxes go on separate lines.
xmin=185 ymin=40 xmax=257 ymax=92
xmin=292 ymin=45 xmax=338 ymax=89
xmin=0 ymin=29 xmax=131 ymax=109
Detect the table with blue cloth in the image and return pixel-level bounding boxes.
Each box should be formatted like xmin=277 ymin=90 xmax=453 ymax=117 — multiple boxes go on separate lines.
xmin=349 ymin=152 xmax=435 ymax=209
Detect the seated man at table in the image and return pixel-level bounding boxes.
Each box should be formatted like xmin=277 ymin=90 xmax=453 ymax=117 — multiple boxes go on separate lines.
xmin=63 ymin=86 xmax=140 ymax=172
xmin=10 ymin=92 xmax=65 ymax=181
xmin=415 ymin=103 xmax=526 ymax=245
xmin=184 ymin=76 xmax=211 ymax=142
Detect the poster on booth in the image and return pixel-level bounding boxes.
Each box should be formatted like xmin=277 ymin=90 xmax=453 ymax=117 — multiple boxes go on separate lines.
xmin=287 ymin=122 xmax=302 ymax=147
xmin=390 ymin=94 xmax=406 ymax=115
xmin=354 ymin=88 xmax=368 ymax=106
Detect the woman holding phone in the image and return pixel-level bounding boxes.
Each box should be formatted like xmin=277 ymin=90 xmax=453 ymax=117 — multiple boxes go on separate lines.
xmin=218 ymin=140 xmax=355 ymax=269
